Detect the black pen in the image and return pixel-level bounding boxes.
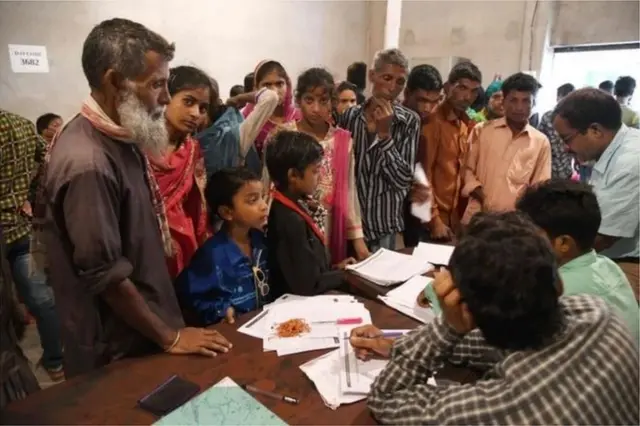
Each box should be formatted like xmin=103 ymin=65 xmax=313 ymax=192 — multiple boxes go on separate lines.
xmin=242 ymin=384 xmax=300 ymax=405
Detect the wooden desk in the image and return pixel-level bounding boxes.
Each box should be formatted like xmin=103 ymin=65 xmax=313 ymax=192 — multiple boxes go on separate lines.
xmin=1 ymin=297 xmax=476 ymax=425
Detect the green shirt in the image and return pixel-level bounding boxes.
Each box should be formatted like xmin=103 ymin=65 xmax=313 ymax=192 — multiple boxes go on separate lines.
xmin=621 ymin=104 xmax=640 ymax=129
xmin=559 ymin=250 xmax=639 ymax=345
xmin=423 ymin=250 xmax=638 ymax=345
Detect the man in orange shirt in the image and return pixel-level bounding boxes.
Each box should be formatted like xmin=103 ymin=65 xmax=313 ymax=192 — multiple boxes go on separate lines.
xmin=402 ymin=64 xmax=444 ymax=247
xmin=462 ymin=72 xmax=551 ymax=223
xmin=421 ymin=62 xmax=482 ymax=241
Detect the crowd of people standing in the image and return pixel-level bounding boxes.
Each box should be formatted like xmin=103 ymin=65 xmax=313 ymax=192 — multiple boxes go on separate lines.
xmin=0 ymin=17 xmax=638 ymax=424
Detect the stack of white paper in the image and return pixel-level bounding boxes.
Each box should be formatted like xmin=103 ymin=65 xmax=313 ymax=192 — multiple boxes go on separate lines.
xmin=413 ymin=242 xmax=455 ymax=266
xmin=346 ymin=248 xmax=434 ymax=286
xmin=237 ymin=294 xmax=371 ymax=356
xmin=378 ymin=275 xmax=436 ymax=324
xmin=300 ymin=329 xmax=436 ymax=409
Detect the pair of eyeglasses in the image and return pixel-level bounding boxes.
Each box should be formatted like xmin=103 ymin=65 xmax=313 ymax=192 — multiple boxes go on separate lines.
xmin=560 ymin=131 xmax=579 ymax=145
xmin=252 ymin=265 xmax=270 ymax=298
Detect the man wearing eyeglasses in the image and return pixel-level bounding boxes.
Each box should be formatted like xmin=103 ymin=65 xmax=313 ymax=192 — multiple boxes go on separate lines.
xmin=553 ymin=88 xmax=640 ymax=299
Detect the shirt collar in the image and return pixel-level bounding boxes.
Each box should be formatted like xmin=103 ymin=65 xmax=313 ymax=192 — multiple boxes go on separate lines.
xmin=436 ymin=101 xmax=470 ymax=126
xmin=493 ymin=117 xmax=532 ymax=137
xmin=593 ymin=125 xmax=629 ymax=174
xmin=559 ymin=250 xmax=597 ymax=273
xmin=215 ymin=229 xmax=266 ymax=266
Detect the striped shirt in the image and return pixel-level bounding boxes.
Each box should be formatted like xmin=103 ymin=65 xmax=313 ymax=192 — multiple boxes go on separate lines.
xmin=337 ymin=103 xmax=420 ymax=241
xmin=368 ymin=295 xmax=640 ymax=425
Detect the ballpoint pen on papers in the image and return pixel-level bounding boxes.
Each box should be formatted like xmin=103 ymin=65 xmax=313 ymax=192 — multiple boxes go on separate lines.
xmin=380 ymin=331 xmax=407 ymax=338
xmin=311 ymin=317 xmax=363 ymax=325
xmin=341 ymin=330 xmax=408 ymax=340
xmin=242 ymin=384 xmax=300 ymax=405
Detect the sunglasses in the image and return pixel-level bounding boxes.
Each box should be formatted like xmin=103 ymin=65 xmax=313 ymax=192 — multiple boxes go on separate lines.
xmin=252 ymin=265 xmax=270 ymax=298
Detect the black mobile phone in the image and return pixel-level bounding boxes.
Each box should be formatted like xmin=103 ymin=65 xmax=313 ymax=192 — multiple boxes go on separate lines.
xmin=137 ymin=375 xmax=200 ymax=417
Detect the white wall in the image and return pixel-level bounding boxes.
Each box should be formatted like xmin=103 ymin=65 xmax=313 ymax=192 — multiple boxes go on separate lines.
xmin=400 ymin=0 xmax=639 ymax=85
xmin=400 ymin=0 xmax=531 ymax=85
xmin=0 ymin=0 xmax=368 ymax=121
xmin=2 ymin=0 xmax=637 ymax=122
xmin=552 ymin=0 xmax=640 ymax=46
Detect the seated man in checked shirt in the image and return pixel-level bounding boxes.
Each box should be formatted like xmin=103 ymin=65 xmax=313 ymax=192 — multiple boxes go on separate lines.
xmin=350 ymin=211 xmax=639 ymax=425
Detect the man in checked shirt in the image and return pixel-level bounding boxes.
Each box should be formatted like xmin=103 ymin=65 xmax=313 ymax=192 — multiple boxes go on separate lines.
xmin=351 ymin=211 xmax=639 ymax=425
xmin=0 ymin=109 xmax=64 ymax=380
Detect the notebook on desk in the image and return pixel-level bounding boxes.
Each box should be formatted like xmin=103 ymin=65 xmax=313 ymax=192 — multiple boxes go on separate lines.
xmin=154 ymin=377 xmax=286 ymax=426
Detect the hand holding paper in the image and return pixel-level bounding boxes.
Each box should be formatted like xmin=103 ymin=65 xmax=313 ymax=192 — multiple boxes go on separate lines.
xmin=411 ymin=164 xmax=432 ymax=223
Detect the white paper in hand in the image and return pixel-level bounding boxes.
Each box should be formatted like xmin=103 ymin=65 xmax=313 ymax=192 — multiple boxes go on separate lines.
xmin=411 ymin=164 xmax=431 ymax=223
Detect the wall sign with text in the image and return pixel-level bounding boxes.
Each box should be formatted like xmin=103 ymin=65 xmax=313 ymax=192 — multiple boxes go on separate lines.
xmin=8 ymin=44 xmax=50 ymax=73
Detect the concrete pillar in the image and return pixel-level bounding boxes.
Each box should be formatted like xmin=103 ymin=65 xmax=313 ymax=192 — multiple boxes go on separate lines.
xmin=366 ymin=0 xmax=404 ymax=63
xmin=384 ymin=0 xmax=403 ymax=49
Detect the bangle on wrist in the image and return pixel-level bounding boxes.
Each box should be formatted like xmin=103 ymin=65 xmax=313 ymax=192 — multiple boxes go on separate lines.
xmin=165 ymin=330 xmax=181 ymax=352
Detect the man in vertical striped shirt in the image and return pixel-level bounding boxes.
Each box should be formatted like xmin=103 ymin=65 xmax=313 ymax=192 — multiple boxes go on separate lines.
xmin=337 ymin=49 xmax=421 ymax=251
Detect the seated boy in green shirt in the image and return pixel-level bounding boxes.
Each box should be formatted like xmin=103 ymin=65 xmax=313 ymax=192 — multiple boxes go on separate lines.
xmin=420 ymin=179 xmax=638 ymax=346
xmin=516 ymin=179 xmax=638 ymax=344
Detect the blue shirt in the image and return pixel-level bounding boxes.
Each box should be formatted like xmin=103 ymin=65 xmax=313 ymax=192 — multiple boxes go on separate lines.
xmin=195 ymin=107 xmax=262 ymax=178
xmin=590 ymin=125 xmax=640 ymax=259
xmin=175 ymin=229 xmax=271 ymax=325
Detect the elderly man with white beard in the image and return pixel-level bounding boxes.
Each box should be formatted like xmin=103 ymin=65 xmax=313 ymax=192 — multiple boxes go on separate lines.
xmin=32 ymin=18 xmax=232 ymax=378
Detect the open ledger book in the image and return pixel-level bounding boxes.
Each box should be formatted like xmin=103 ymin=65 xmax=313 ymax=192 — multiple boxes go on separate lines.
xmin=346 ymin=248 xmax=434 ymax=287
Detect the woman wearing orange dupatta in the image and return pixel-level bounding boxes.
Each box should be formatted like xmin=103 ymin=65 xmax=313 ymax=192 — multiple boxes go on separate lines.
xmin=150 ymin=66 xmax=212 ymax=279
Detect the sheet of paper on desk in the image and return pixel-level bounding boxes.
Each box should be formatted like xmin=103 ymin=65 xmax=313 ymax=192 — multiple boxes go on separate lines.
xmin=238 ymin=309 xmax=272 ymax=339
xmin=411 ymin=164 xmax=432 ymax=223
xmin=337 ymin=330 xmax=387 ymax=394
xmin=386 ymin=275 xmax=433 ymax=307
xmin=273 ymin=336 xmax=339 ymax=356
xmin=300 ymin=349 xmax=364 ymax=409
xmin=413 ymin=242 xmax=455 ymax=265
xmin=266 ymin=293 xmax=357 ymax=308
xmin=378 ymin=275 xmax=436 ymax=324
xmin=300 ymin=329 xmax=433 ymax=410
xmin=259 ymin=297 xmax=371 ymax=355
xmin=346 ymin=248 xmax=434 ymax=286
xmin=267 ymin=300 xmax=370 ymax=335
xmin=379 ymin=296 xmax=435 ymax=324
xmin=154 ymin=377 xmax=285 ymax=426
xmin=239 ymin=294 xmax=360 ymax=341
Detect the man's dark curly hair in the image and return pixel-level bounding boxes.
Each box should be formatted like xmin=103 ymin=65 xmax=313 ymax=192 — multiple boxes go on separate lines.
xmin=450 ymin=212 xmax=563 ymax=351
xmin=516 ymin=179 xmax=601 ymax=253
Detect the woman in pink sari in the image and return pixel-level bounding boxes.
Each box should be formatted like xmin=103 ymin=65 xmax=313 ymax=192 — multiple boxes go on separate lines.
xmin=242 ymin=60 xmax=299 ymax=159
xmin=286 ymin=68 xmax=369 ymax=262
xmin=150 ymin=66 xmax=211 ymax=279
